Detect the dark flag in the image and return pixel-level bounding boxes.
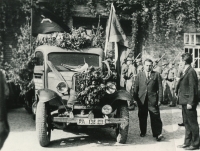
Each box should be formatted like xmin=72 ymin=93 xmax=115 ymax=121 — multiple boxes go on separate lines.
xmin=32 ymin=2 xmax=70 ymax=36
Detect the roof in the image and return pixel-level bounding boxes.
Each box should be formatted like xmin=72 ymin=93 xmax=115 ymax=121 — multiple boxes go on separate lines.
xmin=35 ymin=45 xmax=104 ymax=57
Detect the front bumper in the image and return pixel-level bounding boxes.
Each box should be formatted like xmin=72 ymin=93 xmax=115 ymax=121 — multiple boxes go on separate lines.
xmin=52 ymin=117 xmax=127 ymax=125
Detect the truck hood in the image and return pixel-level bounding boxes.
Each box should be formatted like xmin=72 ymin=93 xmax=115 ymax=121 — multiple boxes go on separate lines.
xmin=48 ymin=71 xmax=76 ymax=89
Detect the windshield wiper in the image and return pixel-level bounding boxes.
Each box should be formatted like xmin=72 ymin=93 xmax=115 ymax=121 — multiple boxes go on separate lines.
xmin=61 ymin=64 xmax=76 ymax=71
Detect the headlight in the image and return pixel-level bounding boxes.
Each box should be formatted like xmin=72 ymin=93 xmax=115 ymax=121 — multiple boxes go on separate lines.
xmin=106 ymin=82 xmax=116 ymax=94
xmin=56 ymin=82 xmax=68 ymax=94
xmin=102 ymin=105 xmax=112 ymax=115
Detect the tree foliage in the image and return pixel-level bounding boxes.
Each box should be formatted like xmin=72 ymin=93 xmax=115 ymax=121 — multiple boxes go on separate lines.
xmin=115 ymin=0 xmax=200 ymax=46
xmin=1 ymin=0 xmax=200 ymax=93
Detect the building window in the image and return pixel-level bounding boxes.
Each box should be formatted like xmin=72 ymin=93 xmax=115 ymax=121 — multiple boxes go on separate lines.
xmin=196 ymin=35 xmax=200 ymax=45
xmin=185 ymin=34 xmax=189 ymax=44
xmin=184 ymin=33 xmax=200 ymax=69
xmin=184 ymin=33 xmax=200 ymax=45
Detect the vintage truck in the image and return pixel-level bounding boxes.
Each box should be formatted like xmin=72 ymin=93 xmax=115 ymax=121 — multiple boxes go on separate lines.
xmin=32 ymin=45 xmax=135 ymax=147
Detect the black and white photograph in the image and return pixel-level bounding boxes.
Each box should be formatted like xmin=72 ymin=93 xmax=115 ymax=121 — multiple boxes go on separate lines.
xmin=1 ymin=0 xmax=200 ymax=151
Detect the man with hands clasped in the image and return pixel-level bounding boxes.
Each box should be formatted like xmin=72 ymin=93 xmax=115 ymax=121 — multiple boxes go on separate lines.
xmin=176 ymin=53 xmax=199 ymax=150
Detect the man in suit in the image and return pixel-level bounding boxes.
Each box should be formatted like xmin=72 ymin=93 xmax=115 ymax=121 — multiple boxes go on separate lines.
xmin=133 ymin=58 xmax=163 ymax=141
xmin=0 ymin=70 xmax=9 ymax=149
xmin=175 ymin=62 xmax=185 ymax=126
xmin=176 ymin=53 xmax=199 ymax=150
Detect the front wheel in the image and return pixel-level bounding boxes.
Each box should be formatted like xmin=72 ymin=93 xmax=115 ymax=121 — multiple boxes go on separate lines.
xmin=36 ymin=102 xmax=51 ymax=147
xmin=116 ymin=104 xmax=129 ymax=144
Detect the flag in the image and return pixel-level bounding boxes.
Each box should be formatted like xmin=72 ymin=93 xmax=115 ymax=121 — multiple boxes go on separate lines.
xmin=104 ymin=3 xmax=129 ymax=63
xmin=104 ymin=3 xmax=129 ymax=89
xmin=105 ymin=4 xmax=129 ymax=50
xmin=32 ymin=5 xmax=70 ymax=36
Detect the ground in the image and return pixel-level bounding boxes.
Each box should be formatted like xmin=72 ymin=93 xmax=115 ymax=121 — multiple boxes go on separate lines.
xmin=2 ymin=105 xmax=200 ymax=151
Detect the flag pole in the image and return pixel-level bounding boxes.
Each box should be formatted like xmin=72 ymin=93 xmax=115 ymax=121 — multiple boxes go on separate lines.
xmin=104 ymin=3 xmax=114 ymax=57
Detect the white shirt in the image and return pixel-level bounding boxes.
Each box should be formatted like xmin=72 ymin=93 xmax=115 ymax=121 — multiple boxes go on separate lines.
xmin=145 ymin=71 xmax=151 ymax=79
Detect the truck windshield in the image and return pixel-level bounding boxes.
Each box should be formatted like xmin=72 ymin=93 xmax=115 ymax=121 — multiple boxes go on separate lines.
xmin=48 ymin=52 xmax=99 ymax=70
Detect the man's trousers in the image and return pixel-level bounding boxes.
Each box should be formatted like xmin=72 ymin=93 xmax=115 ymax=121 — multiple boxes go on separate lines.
xmin=138 ymin=97 xmax=163 ymax=137
xmin=182 ymin=105 xmax=199 ymax=147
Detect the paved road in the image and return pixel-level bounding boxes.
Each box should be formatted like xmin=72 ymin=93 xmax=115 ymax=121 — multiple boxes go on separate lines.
xmin=2 ymin=105 xmax=200 ymax=151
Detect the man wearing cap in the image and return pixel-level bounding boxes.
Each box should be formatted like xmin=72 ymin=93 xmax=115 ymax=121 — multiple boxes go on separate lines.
xmin=161 ymin=60 xmax=169 ymax=104
xmin=136 ymin=58 xmax=143 ymax=74
xmin=120 ymin=49 xmax=135 ymax=91
xmin=124 ymin=51 xmax=137 ymax=93
xmin=166 ymin=62 xmax=177 ymax=107
xmin=126 ymin=59 xmax=137 ymax=93
xmin=176 ymin=53 xmax=199 ymax=150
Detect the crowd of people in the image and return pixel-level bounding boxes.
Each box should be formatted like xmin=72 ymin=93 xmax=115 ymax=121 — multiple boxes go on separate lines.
xmin=120 ymin=51 xmax=199 ymax=150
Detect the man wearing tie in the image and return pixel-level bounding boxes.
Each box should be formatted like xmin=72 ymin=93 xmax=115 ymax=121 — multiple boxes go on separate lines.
xmin=176 ymin=53 xmax=199 ymax=150
xmin=133 ymin=58 xmax=163 ymax=141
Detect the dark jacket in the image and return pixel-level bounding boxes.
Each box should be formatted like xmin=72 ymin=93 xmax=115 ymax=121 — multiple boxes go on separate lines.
xmin=133 ymin=71 xmax=163 ymax=106
xmin=0 ymin=70 xmax=9 ymax=149
xmin=175 ymin=66 xmax=198 ymax=106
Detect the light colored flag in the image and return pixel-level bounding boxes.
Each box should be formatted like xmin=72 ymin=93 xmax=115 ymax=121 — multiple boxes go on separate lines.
xmin=104 ymin=3 xmax=129 ymax=66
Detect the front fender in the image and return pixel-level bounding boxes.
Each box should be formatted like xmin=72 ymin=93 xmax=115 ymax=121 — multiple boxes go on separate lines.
xmin=101 ymin=90 xmax=134 ymax=111
xmin=113 ymin=90 xmax=133 ymax=102
xmin=37 ymin=89 xmax=62 ymax=107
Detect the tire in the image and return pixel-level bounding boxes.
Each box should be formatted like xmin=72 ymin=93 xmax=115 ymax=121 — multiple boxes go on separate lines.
xmin=36 ymin=102 xmax=51 ymax=147
xmin=32 ymin=101 xmax=37 ymax=120
xmin=116 ymin=104 xmax=129 ymax=144
xmin=24 ymin=89 xmax=35 ymax=113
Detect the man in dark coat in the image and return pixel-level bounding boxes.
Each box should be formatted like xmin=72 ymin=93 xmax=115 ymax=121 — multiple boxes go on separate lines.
xmin=0 ymin=70 xmax=9 ymax=149
xmin=133 ymin=58 xmax=163 ymax=141
xmin=176 ymin=53 xmax=199 ymax=150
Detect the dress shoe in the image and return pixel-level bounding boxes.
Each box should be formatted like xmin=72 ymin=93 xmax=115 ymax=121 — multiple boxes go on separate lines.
xmin=177 ymin=144 xmax=190 ymax=148
xmin=185 ymin=146 xmax=199 ymax=150
xmin=178 ymin=123 xmax=185 ymax=126
xmin=168 ymin=104 xmax=176 ymax=107
xmin=156 ymin=134 xmax=164 ymax=141
xmin=140 ymin=133 xmax=146 ymax=137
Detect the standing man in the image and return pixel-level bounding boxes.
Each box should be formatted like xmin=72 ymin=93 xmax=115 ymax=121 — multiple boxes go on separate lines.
xmin=120 ymin=49 xmax=134 ymax=89
xmin=176 ymin=62 xmax=185 ymax=126
xmin=161 ymin=60 xmax=169 ymax=105
xmin=176 ymin=53 xmax=199 ymax=150
xmin=0 ymin=70 xmax=9 ymax=149
xmin=166 ymin=62 xmax=177 ymax=107
xmin=133 ymin=59 xmax=163 ymax=141
xmin=136 ymin=58 xmax=143 ymax=74
xmin=125 ymin=57 xmax=137 ymax=93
